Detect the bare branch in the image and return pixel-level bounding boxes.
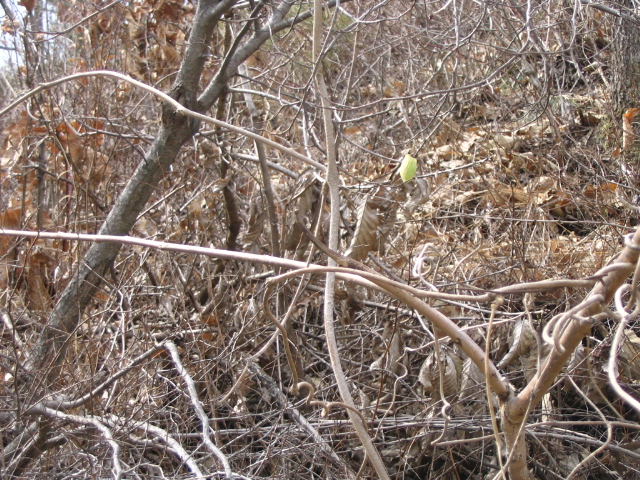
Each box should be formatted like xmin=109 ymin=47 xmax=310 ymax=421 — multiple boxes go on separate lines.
xmin=164 ymin=341 xmax=232 ymax=477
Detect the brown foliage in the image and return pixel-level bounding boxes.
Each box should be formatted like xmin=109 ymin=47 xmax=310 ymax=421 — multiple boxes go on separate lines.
xmin=2 ymin=0 xmax=640 ymax=479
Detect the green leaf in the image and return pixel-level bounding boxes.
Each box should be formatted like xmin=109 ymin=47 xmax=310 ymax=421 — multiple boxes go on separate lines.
xmin=399 ymin=153 xmax=417 ymax=182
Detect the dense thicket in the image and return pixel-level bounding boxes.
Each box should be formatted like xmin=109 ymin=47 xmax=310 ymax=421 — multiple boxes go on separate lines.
xmin=2 ymin=0 xmax=640 ymax=479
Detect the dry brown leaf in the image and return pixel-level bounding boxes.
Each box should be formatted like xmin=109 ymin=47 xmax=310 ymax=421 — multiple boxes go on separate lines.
xmin=346 ymin=184 xmax=404 ymax=261
xmin=56 ymin=121 xmax=111 ymax=188
xmin=623 ymin=107 xmax=639 ymax=151
xmin=19 ymin=0 xmax=36 ymax=13
xmin=370 ymin=321 xmax=405 ymax=375
xmin=25 ymin=251 xmax=53 ymax=313
xmin=459 ymin=357 xmax=496 ymax=415
xmin=242 ymin=197 xmax=266 ymax=247
xmin=498 ymin=318 xmax=537 ymax=369
xmin=346 ymin=197 xmax=380 ymax=260
xmin=434 ymin=119 xmax=463 ymax=146
xmin=419 ymin=346 xmax=463 ymax=401
xmin=283 ymin=172 xmax=321 ymax=252
xmin=491 ymin=133 xmax=521 ymax=152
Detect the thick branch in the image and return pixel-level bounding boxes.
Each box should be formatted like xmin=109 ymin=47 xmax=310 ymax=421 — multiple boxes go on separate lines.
xmin=502 ymin=226 xmax=640 ymax=480
xmin=22 ymin=0 xmax=285 ymax=376
xmin=509 ymin=227 xmax=640 ymax=419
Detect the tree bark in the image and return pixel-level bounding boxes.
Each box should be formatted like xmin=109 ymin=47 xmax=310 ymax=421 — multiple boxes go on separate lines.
xmin=23 ymin=0 xmax=305 ymax=380
xmin=502 ymin=226 xmax=640 ymax=479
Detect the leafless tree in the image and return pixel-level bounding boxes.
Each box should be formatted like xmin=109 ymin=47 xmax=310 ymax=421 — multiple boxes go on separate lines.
xmin=2 ymin=1 xmax=640 ymax=479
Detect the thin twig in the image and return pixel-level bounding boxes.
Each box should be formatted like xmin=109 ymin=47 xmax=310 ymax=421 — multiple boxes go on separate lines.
xmin=0 ymin=70 xmax=327 ymax=172
xmin=312 ymin=0 xmax=390 ymax=477
xmin=25 ymin=406 xmax=123 ymax=480
xmin=164 ymin=341 xmax=232 ymax=477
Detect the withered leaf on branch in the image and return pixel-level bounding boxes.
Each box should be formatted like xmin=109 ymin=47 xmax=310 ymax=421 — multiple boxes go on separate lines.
xmin=346 ymin=183 xmax=405 ymax=261
xmin=284 ymin=170 xmax=322 ymax=252
xmin=459 ymin=357 xmax=493 ymax=415
xmin=370 ymin=321 xmax=405 ymax=375
xmin=241 ymin=197 xmax=266 ymax=247
xmin=498 ymin=317 xmax=538 ymax=369
xmin=418 ymin=345 xmax=463 ymax=401
xmin=623 ymin=108 xmax=639 ymax=152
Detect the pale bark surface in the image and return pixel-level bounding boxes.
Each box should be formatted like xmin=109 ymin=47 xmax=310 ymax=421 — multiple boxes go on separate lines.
xmin=1 ymin=1 xmax=640 ymax=479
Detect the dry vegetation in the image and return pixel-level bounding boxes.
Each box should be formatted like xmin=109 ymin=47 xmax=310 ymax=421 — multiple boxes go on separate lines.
xmin=2 ymin=0 xmax=640 ymax=479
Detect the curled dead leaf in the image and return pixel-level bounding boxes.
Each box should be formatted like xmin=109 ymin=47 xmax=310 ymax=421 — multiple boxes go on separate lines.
xmin=419 ymin=346 xmax=462 ymax=400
